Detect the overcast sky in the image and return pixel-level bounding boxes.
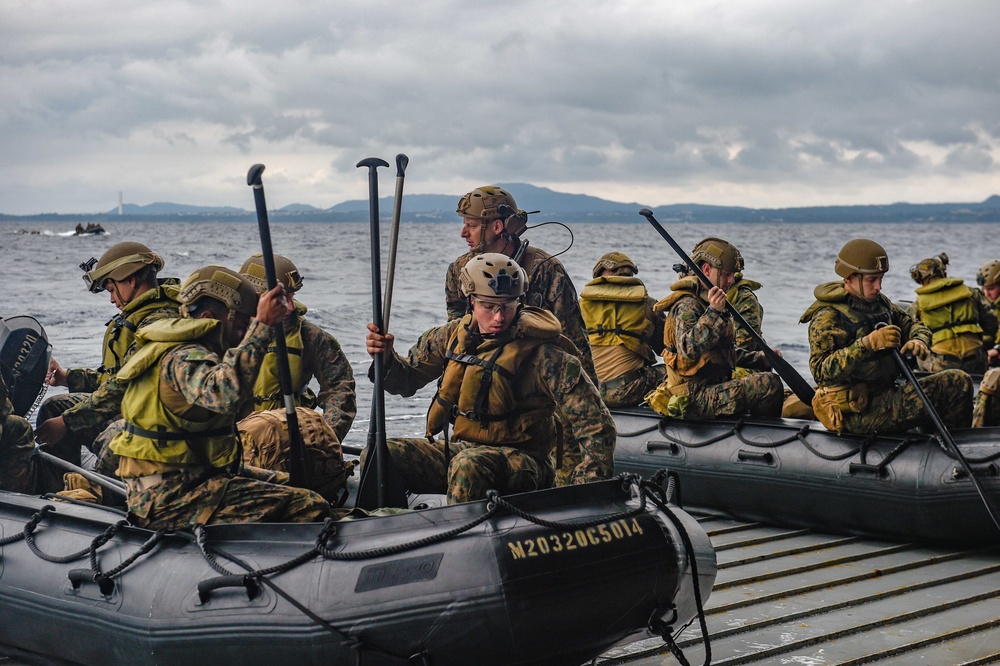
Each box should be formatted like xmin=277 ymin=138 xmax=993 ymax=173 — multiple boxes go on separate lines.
xmin=2 ymin=0 xmax=998 ymax=215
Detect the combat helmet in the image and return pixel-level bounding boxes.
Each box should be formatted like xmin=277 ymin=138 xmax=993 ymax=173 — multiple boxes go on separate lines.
xmin=909 ymin=253 xmax=948 ymax=284
xmin=691 ymin=238 xmax=742 ymax=273
xmin=177 ymin=266 xmax=258 ymax=319
xmin=459 ymin=253 xmax=527 ymax=300
xmin=835 ymin=239 xmax=889 ymax=278
xmin=81 ymin=241 xmax=164 ymax=294
xmin=592 ymin=251 xmax=638 ymax=279
xmin=239 ymin=253 xmax=304 ymax=294
xmin=457 ymin=186 xmax=518 ymax=222
xmin=977 ymin=260 xmax=1000 ymax=288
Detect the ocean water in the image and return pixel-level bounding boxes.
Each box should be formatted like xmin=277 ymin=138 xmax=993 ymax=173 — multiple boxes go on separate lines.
xmin=3 ymin=218 xmax=997 ymax=445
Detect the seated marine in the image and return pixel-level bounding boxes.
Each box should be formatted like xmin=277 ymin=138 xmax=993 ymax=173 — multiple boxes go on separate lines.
xmin=645 ymin=238 xmax=783 ymax=421
xmin=35 ymin=242 xmax=180 ymax=492
xmin=365 ymin=253 xmax=615 ymax=505
xmin=802 ymin=239 xmax=973 ymax=435
xmin=580 ymin=251 xmax=665 ymax=408
xmin=108 ymin=265 xmax=330 ymax=530
xmin=906 ymin=253 xmax=996 ymax=375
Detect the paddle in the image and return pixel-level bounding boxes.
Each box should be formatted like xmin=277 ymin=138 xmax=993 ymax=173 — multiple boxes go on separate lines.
xmin=34 ymin=447 xmax=127 ymax=499
xmin=247 ymin=164 xmax=308 ymax=488
xmin=355 ymin=157 xmax=408 ymax=510
xmin=382 ymin=154 xmax=408 ymax=331
xmin=876 ymin=323 xmax=1000 ymax=534
xmin=639 ymin=208 xmax=816 ymax=405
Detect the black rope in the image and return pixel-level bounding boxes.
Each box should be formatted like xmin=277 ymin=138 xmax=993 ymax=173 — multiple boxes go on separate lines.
xmin=0 ymin=505 xmax=53 ymax=547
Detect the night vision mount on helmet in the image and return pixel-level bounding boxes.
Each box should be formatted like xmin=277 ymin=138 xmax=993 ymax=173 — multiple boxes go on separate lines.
xmin=0 ymin=315 xmax=52 ymax=417
xmin=459 ymin=253 xmax=528 ymax=300
xmin=910 ymin=253 xmax=948 ymax=284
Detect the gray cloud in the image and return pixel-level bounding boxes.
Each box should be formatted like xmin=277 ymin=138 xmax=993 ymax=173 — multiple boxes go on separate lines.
xmin=2 ymin=0 xmax=999 ymax=214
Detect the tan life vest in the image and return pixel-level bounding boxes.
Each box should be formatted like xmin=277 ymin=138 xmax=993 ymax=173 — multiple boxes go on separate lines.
xmin=109 ymin=318 xmax=238 ymax=468
xmin=914 ymin=277 xmax=983 ymax=350
xmin=253 ymin=315 xmax=308 ymax=411
xmin=655 ymin=276 xmax=736 ymax=387
xmin=97 ymin=281 xmax=181 ymax=384
xmin=425 ymin=307 xmax=566 ymax=460
xmin=579 ymin=275 xmax=655 ymax=362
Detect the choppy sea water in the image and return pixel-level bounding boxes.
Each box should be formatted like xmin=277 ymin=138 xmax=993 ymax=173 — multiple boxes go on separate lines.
xmin=3 ymin=218 xmax=997 ymax=446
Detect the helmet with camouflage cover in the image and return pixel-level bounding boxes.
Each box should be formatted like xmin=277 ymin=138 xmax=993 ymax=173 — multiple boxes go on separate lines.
xmin=239 ymin=253 xmax=304 ymax=294
xmin=178 ymin=266 xmax=258 ymax=318
xmin=691 ymin=238 xmax=742 ymax=273
xmin=977 ymin=260 xmax=1000 ymax=288
xmin=592 ymin=251 xmax=638 ymax=279
xmin=909 ymin=253 xmax=948 ymax=284
xmin=835 ymin=239 xmax=889 ymax=278
xmin=459 ymin=253 xmax=527 ymax=300
xmin=81 ymin=241 xmax=164 ymax=293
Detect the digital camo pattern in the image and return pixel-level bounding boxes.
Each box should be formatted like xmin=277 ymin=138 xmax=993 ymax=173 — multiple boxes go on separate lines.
xmin=384 ymin=437 xmax=553 ymax=505
xmin=684 ymin=372 xmax=784 ymax=420
xmin=727 ymin=277 xmax=764 ymax=353
xmin=838 ymin=369 xmax=973 ymax=434
xmin=600 ymin=365 xmax=665 ymax=409
xmin=298 ymin=318 xmax=357 ymax=444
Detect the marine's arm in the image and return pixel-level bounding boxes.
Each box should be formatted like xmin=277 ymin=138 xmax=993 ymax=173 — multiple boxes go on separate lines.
xmin=369 ymin=320 xmax=459 ymax=397
xmin=527 ymin=260 xmax=598 ymax=383
xmin=808 ymin=307 xmax=868 ymax=385
xmin=163 ymin=320 xmax=273 ymax=414
xmin=302 ymin=320 xmax=357 ymax=443
xmin=671 ymin=295 xmax=728 ymax=360
xmin=534 ymin=345 xmax=615 ymax=482
xmin=975 ymin=289 xmax=999 ymax=345
xmin=893 ymin=301 xmax=931 ymax=346
xmin=646 ymin=296 xmax=666 ymax=356
xmin=445 ymin=255 xmax=472 ymax=321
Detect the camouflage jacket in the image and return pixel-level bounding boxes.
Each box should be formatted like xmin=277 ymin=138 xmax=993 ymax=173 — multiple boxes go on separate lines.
xmin=375 ymin=313 xmax=615 ymax=483
xmin=726 ymin=276 xmax=764 ymax=352
xmin=972 ymin=287 xmax=1000 ymax=347
xmin=444 ymin=246 xmax=597 ymax=384
xmin=62 ymin=285 xmax=181 ymax=437
xmin=801 ymin=281 xmax=931 ymax=389
xmin=298 ymin=318 xmax=357 ymax=444
xmin=160 ymin=319 xmax=274 ymax=416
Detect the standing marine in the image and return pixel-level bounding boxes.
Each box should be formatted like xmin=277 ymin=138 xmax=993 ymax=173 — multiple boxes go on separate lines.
xmin=443 ymin=186 xmax=597 ymax=485
xmin=34 ymin=242 xmax=180 ymax=490
xmin=108 ymin=266 xmax=329 ymax=530
xmin=579 ymin=251 xmax=665 ymax=408
xmin=906 ymin=253 xmax=996 ymax=374
xmin=645 ymin=238 xmax=783 ymax=420
xmin=367 ymin=253 xmax=615 ymax=504
xmin=802 ymin=239 xmax=973 ymax=434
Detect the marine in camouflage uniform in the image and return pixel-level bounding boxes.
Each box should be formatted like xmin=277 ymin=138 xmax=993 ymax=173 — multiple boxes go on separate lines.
xmin=975 ymin=260 xmax=1000 ymax=366
xmin=803 ymin=239 xmax=973 ymax=435
xmin=34 ymin=242 xmax=180 ymax=492
xmin=973 ymin=367 xmax=1000 ymax=427
xmin=369 ymin=254 xmax=614 ymax=505
xmin=904 ymin=253 xmax=996 ymax=375
xmin=727 ymin=274 xmax=764 ymax=353
xmin=445 ymin=186 xmax=597 ymax=485
xmin=0 ymin=377 xmax=36 ymax=493
xmin=108 ymin=266 xmax=329 ymax=531
xmin=580 ymin=251 xmax=665 ymax=408
xmin=645 ymin=238 xmax=783 ymax=421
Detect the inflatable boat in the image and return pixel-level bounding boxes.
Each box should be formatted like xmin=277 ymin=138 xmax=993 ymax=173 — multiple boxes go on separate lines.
xmin=613 ymin=406 xmax=1000 ymax=546
xmin=0 ymin=475 xmax=715 ymax=666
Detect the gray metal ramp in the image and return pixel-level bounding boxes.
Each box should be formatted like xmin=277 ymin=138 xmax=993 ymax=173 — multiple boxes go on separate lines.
xmin=596 ymin=511 xmax=1000 ymax=665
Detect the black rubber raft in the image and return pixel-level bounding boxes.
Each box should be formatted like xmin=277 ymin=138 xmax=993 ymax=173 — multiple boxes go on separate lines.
xmin=613 ymin=406 xmax=1000 ymax=546
xmin=0 ymin=476 xmax=715 ymax=665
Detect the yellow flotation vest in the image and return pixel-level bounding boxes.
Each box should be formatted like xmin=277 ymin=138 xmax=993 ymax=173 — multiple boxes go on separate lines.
xmin=109 ymin=318 xmax=238 ymax=468
xmin=580 ymin=275 xmax=655 ymax=362
xmin=655 ymin=276 xmax=736 ymax=386
xmin=97 ymin=281 xmax=181 ymax=384
xmin=253 ymin=315 xmax=308 ymax=411
xmin=914 ymin=277 xmax=983 ymax=348
xmin=426 ymin=307 xmax=567 ymax=460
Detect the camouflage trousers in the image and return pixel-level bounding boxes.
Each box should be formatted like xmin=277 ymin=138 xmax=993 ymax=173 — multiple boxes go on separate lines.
xmin=385 ymin=438 xmax=554 ymax=505
xmin=685 ymin=372 xmax=784 ymax=420
xmin=600 ymin=365 xmax=666 ymax=409
xmin=973 ymin=368 xmax=1000 ymax=427
xmin=0 ymin=398 xmax=36 ymax=494
xmin=917 ymin=347 xmax=987 ymax=375
xmin=124 ymin=464 xmax=330 ymax=531
xmin=842 ymin=369 xmax=973 ymax=435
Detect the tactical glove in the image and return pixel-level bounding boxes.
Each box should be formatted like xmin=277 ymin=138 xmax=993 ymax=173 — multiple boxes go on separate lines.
xmin=901 ymin=338 xmax=930 ymax=360
xmin=861 ymin=325 xmax=901 ymax=352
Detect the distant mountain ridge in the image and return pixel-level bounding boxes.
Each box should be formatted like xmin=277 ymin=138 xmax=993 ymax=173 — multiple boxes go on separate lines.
xmin=3 ymin=184 xmax=999 ymax=223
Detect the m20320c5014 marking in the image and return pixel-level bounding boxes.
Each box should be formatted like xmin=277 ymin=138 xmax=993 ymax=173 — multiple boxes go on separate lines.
xmin=506 ymin=518 xmax=646 ymax=560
